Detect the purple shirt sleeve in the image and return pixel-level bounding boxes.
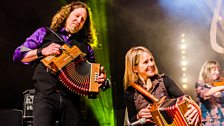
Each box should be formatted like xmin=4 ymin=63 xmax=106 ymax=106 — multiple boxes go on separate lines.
xmin=13 ymin=27 xmax=95 ymax=64
xmin=86 ymin=44 xmax=95 ymax=62
xmin=13 ymin=27 xmax=47 ymax=63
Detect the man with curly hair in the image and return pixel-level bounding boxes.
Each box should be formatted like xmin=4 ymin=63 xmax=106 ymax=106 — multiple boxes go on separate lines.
xmin=13 ymin=1 xmax=107 ymax=126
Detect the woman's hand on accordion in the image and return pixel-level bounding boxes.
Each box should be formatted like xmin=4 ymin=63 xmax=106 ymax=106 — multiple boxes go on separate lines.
xmin=184 ymin=104 xmax=200 ymax=125
xmin=137 ymin=105 xmax=155 ymax=124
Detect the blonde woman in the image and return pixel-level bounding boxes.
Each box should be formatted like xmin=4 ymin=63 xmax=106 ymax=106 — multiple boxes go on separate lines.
xmin=124 ymin=46 xmax=200 ymax=125
xmin=196 ymin=60 xmax=224 ymax=125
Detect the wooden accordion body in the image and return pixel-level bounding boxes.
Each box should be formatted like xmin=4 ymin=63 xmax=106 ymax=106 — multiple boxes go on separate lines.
xmin=150 ymin=95 xmax=200 ymax=126
xmin=131 ymin=83 xmax=202 ymax=126
xmin=41 ymin=44 xmax=100 ymax=97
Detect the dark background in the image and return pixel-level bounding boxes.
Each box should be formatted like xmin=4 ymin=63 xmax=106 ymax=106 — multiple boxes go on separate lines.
xmin=0 ymin=0 xmax=63 ymax=109
xmin=1 ymin=0 xmax=224 ymax=125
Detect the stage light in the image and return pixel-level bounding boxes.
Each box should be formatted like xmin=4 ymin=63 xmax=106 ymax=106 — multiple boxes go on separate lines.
xmin=181 ymin=50 xmax=186 ymax=54
xmin=180 ymin=43 xmax=186 ymax=49
xmin=182 ymin=56 xmax=186 ymax=59
xmin=182 ymin=67 xmax=187 ymax=71
xmin=181 ymin=60 xmax=187 ymax=66
xmin=179 ymin=33 xmax=189 ymax=91
xmin=181 ymin=33 xmax=185 ymax=37
xmin=182 ymin=84 xmax=188 ymax=89
xmin=181 ymin=38 xmax=185 ymax=43
xmin=182 ymin=78 xmax=187 ymax=83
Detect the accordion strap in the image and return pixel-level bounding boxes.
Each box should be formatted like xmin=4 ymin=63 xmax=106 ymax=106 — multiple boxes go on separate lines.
xmin=131 ymin=82 xmax=159 ymax=103
xmin=45 ymin=27 xmax=65 ymax=42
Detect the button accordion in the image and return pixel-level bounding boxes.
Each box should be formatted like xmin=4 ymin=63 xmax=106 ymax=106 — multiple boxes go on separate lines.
xmin=41 ymin=44 xmax=100 ymax=98
xmin=131 ymin=82 xmax=202 ymax=126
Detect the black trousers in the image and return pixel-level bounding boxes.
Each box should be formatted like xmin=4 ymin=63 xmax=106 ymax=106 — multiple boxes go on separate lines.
xmin=33 ymin=91 xmax=82 ymax=126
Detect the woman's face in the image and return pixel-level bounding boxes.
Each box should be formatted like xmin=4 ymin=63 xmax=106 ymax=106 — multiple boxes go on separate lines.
xmin=211 ymin=66 xmax=220 ymax=80
xmin=65 ymin=7 xmax=87 ymax=34
xmin=134 ymin=52 xmax=156 ymax=81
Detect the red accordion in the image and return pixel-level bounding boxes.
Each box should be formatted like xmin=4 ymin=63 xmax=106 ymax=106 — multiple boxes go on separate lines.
xmin=131 ymin=83 xmax=202 ymax=126
xmin=150 ymin=95 xmax=201 ymax=126
xmin=41 ymin=44 xmax=100 ymax=97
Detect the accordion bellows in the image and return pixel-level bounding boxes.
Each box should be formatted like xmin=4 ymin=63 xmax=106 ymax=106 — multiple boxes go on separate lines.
xmin=150 ymin=95 xmax=201 ymax=126
xmin=131 ymin=83 xmax=202 ymax=126
xmin=41 ymin=44 xmax=100 ymax=97
xmin=58 ymin=59 xmax=100 ymax=96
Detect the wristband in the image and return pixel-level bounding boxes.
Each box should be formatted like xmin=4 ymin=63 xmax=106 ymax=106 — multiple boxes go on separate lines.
xmin=37 ymin=48 xmax=43 ymax=58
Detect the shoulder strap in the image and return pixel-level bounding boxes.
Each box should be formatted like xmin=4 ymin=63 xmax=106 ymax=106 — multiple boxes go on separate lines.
xmin=44 ymin=27 xmax=72 ymax=47
xmin=45 ymin=27 xmax=64 ymax=42
xmin=131 ymin=82 xmax=159 ymax=103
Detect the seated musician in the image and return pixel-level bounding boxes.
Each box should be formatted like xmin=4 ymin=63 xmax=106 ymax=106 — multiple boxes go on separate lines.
xmin=13 ymin=1 xmax=108 ymax=126
xmin=124 ymin=46 xmax=201 ymax=125
xmin=195 ymin=60 xmax=224 ymax=125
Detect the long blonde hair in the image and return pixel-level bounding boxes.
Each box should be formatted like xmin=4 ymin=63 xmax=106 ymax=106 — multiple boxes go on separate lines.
xmin=123 ymin=46 xmax=159 ymax=90
xmin=198 ymin=60 xmax=220 ymax=84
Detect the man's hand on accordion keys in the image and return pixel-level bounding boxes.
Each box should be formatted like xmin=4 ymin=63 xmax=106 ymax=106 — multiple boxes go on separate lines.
xmin=97 ymin=66 xmax=111 ymax=91
xmin=41 ymin=43 xmax=62 ymax=56
xmin=184 ymin=104 xmax=200 ymax=125
xmin=97 ymin=66 xmax=107 ymax=83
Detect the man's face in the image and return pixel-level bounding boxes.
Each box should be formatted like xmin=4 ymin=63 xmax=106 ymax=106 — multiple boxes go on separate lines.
xmin=65 ymin=7 xmax=87 ymax=34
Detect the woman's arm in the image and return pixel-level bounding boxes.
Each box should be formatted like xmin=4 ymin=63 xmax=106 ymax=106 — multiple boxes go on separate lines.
xmin=125 ymin=87 xmax=138 ymax=123
xmin=203 ymin=86 xmax=224 ymax=99
xmin=196 ymin=82 xmax=224 ymax=100
xmin=163 ymin=76 xmax=185 ymax=97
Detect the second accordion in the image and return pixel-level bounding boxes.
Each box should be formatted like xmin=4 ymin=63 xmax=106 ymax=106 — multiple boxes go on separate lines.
xmin=131 ymin=82 xmax=202 ymax=126
xmin=150 ymin=95 xmax=201 ymax=126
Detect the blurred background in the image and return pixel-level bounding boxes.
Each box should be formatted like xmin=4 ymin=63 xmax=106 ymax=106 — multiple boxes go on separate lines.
xmin=1 ymin=0 xmax=224 ymax=125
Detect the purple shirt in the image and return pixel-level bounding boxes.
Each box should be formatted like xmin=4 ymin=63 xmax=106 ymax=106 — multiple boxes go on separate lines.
xmin=13 ymin=27 xmax=95 ymax=64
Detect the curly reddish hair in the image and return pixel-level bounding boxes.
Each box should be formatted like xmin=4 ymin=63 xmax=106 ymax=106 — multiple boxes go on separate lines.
xmin=50 ymin=1 xmax=92 ymax=44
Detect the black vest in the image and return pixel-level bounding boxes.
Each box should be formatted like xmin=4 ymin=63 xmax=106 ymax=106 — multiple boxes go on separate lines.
xmin=32 ymin=31 xmax=91 ymax=95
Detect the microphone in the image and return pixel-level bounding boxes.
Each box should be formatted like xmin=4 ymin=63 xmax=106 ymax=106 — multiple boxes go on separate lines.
xmin=130 ymin=118 xmax=146 ymax=126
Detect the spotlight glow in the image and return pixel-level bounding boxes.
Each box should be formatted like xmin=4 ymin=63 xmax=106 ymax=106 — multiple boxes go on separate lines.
xmin=182 ymin=78 xmax=187 ymax=83
xmin=179 ymin=33 xmax=188 ymax=91
xmin=180 ymin=44 xmax=186 ymax=49
xmin=181 ymin=39 xmax=185 ymax=43
xmin=181 ymin=33 xmax=185 ymax=37
xmin=182 ymin=84 xmax=188 ymax=89
xmin=182 ymin=67 xmax=187 ymax=71
xmin=86 ymin=1 xmax=114 ymax=126
xmin=181 ymin=60 xmax=187 ymax=66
